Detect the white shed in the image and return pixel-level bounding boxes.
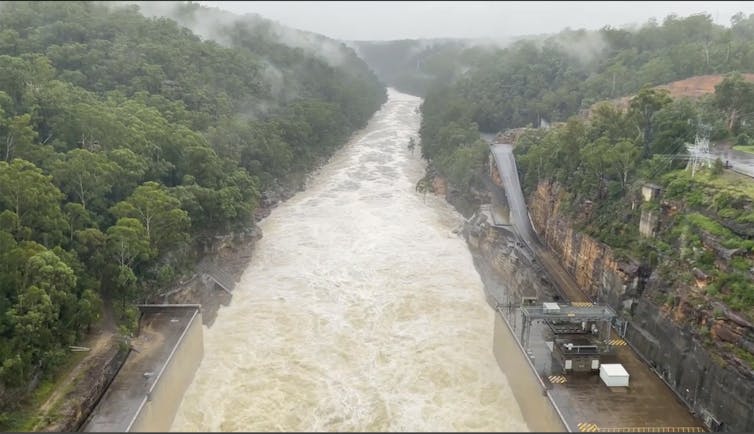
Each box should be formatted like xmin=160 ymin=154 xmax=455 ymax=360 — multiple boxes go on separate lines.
xmin=600 ymin=363 xmax=629 ymax=387
xmin=543 ymin=302 xmax=560 ymax=313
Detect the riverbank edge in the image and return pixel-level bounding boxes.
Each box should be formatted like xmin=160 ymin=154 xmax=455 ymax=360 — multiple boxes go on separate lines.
xmin=35 ymin=115 xmax=379 ymax=431
xmin=157 ymin=133 xmax=366 ymax=324
xmin=421 ymin=167 xmax=571 ymax=431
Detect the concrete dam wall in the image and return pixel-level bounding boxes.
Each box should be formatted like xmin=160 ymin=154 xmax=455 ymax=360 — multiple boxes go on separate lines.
xmin=83 ymin=305 xmax=204 ymax=432
xmin=492 ymin=311 xmax=568 ymax=432
xmin=128 ymin=307 xmax=204 ymax=432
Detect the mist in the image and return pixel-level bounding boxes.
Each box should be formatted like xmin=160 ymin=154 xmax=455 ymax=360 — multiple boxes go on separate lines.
xmin=198 ymin=1 xmax=754 ymax=42
xmin=550 ymin=30 xmax=608 ymax=65
xmin=121 ymin=1 xmax=354 ymax=69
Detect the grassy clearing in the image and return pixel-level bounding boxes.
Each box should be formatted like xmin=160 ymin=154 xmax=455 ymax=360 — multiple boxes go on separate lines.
xmin=733 ymin=145 xmax=754 ymax=155
xmin=667 ymin=167 xmax=754 ymax=200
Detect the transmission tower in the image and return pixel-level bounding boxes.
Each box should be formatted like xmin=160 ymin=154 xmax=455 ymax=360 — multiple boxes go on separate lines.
xmin=651 ymin=116 xmax=715 ymax=179
xmin=685 ymin=118 xmax=713 ymax=177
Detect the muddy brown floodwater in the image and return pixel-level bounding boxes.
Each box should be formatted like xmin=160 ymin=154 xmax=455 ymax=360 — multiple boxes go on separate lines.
xmin=171 ymin=89 xmax=529 ymax=432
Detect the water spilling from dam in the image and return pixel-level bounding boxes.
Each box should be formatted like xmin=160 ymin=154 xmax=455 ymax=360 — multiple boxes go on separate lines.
xmin=171 ymin=89 xmax=529 ymax=432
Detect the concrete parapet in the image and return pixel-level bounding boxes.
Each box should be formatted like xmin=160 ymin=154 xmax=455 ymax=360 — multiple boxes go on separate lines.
xmin=492 ymin=311 xmax=568 ymax=432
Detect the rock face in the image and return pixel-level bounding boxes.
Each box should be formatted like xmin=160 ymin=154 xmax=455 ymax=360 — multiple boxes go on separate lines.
xmin=432 ymin=176 xmax=448 ymax=197
xmin=466 ymin=223 xmax=559 ymax=304
xmin=628 ymin=299 xmax=754 ymax=432
xmin=433 ymin=174 xmax=486 ymax=218
xmin=164 ymin=227 xmax=262 ymax=327
xmin=528 ymin=181 xmax=643 ymax=309
xmin=526 ymin=178 xmax=754 ymax=432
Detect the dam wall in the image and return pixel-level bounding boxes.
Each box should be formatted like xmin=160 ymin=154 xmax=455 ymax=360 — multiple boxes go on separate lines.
xmin=492 ymin=311 xmax=569 ymax=432
xmin=127 ymin=306 xmax=204 ymax=431
xmin=83 ymin=305 xmax=204 ymax=432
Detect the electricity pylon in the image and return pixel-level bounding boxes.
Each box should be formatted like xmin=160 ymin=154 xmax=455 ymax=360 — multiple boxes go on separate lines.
xmin=685 ymin=121 xmax=713 ymax=177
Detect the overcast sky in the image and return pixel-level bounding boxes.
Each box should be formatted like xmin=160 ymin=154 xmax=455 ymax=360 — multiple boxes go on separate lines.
xmin=197 ymin=1 xmax=754 ymax=41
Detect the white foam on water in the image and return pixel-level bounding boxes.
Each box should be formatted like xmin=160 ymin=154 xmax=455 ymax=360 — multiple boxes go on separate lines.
xmin=171 ymin=89 xmax=529 ymax=432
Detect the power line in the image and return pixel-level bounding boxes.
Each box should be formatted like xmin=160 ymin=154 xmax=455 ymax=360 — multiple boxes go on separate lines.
xmin=653 ymin=116 xmax=716 ymax=178
xmin=686 ymin=117 xmax=714 ymax=177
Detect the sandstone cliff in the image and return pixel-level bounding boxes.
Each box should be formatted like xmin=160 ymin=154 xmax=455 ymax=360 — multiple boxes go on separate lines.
xmin=526 ymin=178 xmax=754 ymax=432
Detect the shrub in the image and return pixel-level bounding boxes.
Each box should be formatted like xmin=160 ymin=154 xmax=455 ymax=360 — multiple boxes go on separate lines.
xmin=736 ymin=133 xmax=751 ymax=147
xmin=712 ymin=158 xmax=724 ymax=176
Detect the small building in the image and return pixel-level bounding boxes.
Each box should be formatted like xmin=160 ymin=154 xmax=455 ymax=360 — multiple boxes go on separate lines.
xmin=520 ymin=303 xmax=616 ymax=373
xmin=600 ymin=363 xmax=630 ymax=387
xmin=543 ymin=302 xmax=561 ymax=314
xmin=641 ymin=183 xmax=662 ymax=202
xmin=639 ymin=208 xmax=660 ymax=238
xmin=553 ymin=336 xmax=601 ymax=373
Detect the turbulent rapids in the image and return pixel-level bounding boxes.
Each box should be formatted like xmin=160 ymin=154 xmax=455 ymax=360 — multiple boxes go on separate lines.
xmin=171 ymin=89 xmax=528 ymax=432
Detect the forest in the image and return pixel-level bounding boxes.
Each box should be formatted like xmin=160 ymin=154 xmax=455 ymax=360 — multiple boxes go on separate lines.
xmin=7 ymin=1 xmax=754 ymax=425
xmin=420 ymin=13 xmax=754 ymax=185
xmin=418 ymin=12 xmax=754 ymax=354
xmin=0 ymin=0 xmax=385 ymax=412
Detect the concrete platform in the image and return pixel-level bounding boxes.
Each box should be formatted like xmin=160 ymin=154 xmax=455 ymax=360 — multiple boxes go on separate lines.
xmin=82 ymin=305 xmax=201 ymax=432
xmin=487 ymin=143 xmax=707 ymax=432
xmin=501 ymin=307 xmax=705 ymax=432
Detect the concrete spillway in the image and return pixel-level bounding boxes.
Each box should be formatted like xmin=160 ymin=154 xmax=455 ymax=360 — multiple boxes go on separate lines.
xmin=489 ymin=143 xmax=589 ymax=303
xmin=489 ymin=143 xmax=535 ymax=244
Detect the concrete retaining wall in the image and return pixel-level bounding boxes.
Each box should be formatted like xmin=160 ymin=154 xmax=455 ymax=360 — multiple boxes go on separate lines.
xmin=126 ymin=309 xmax=204 ymax=432
xmin=493 ymin=312 xmax=568 ymax=432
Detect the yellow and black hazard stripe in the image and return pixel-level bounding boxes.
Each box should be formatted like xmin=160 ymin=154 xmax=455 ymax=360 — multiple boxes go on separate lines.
xmin=548 ymin=375 xmax=567 ymax=384
xmin=577 ymin=422 xmax=599 ymax=432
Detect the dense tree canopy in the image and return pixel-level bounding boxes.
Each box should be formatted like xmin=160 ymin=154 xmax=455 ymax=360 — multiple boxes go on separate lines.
xmin=0 ymin=0 xmax=385 ymax=413
xmin=417 ymin=12 xmax=754 ymax=343
xmin=419 ymin=12 xmax=754 ymax=193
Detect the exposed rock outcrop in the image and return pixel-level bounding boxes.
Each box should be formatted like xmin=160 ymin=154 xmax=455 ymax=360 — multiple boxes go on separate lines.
xmin=628 ymin=299 xmax=754 ymax=432
xmin=525 ymin=178 xmax=754 ymax=432
xmin=528 ymin=181 xmax=644 ymax=309
xmin=465 ymin=223 xmax=559 ymax=304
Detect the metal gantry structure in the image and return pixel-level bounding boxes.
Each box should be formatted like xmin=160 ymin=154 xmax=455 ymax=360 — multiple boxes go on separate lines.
xmin=518 ymin=303 xmax=617 ymax=350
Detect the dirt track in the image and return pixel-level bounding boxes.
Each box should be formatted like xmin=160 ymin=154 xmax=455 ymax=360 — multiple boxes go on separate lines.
xmin=32 ymin=299 xmax=117 ymax=432
xmin=588 ymin=73 xmax=754 ymax=114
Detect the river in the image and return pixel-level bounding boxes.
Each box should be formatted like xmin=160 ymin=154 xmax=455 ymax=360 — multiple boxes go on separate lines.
xmin=171 ymin=88 xmax=528 ymax=431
